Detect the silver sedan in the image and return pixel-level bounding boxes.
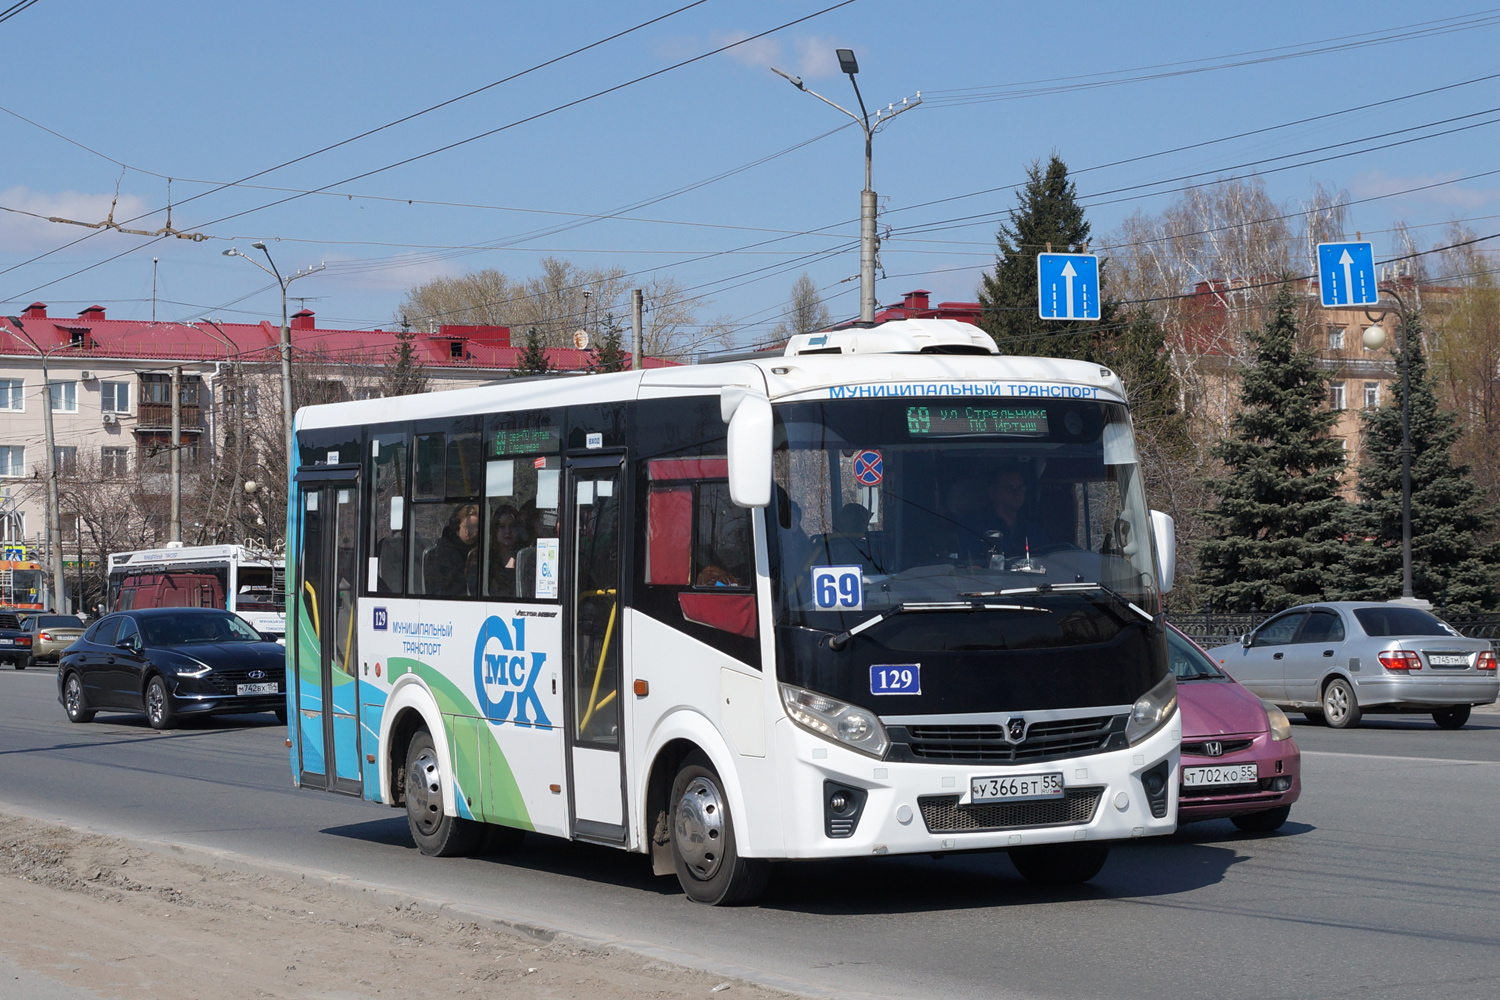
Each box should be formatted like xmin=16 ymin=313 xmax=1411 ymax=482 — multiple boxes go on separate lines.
xmin=1206 ymin=602 xmax=1497 ymax=730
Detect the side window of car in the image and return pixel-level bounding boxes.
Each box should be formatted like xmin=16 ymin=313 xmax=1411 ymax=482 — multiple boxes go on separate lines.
xmin=87 ymin=618 xmax=118 ymax=646
xmin=1298 ymin=611 xmax=1345 ymax=643
xmin=1253 ymin=612 xmax=1307 ymax=646
xmin=114 ymin=617 xmax=140 ymax=651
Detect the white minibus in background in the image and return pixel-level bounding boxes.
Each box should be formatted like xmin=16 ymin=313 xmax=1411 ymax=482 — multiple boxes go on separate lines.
xmin=285 ymin=318 xmax=1180 ymax=905
xmin=109 ymin=544 xmax=286 ymax=638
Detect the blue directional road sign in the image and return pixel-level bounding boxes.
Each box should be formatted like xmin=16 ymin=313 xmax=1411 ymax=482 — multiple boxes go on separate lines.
xmin=1037 ymin=253 xmax=1100 ymax=321
xmin=1317 ymin=241 xmax=1378 ymax=308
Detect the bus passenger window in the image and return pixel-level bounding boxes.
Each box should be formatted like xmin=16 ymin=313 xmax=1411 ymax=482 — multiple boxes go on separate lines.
xmin=410 ymin=427 xmax=482 ymax=597
xmin=369 ymin=432 xmax=407 ymax=595
xmin=694 ymin=483 xmax=750 ymax=588
xmin=483 ymin=457 xmax=560 ymax=600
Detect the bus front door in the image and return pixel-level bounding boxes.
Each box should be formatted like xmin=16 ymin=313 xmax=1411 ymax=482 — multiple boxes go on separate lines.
xmin=566 ymin=458 xmax=627 ymax=842
xmin=293 ymin=477 xmax=363 ymax=796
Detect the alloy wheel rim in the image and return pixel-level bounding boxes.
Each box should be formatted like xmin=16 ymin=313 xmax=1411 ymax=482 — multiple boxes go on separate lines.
xmin=1326 ymin=684 xmax=1348 ymax=721
xmin=147 ymin=683 xmax=164 ymax=724
xmin=407 ymin=748 xmax=443 ymax=835
xmin=674 ymin=776 xmax=726 ymax=880
xmin=65 ymin=676 xmax=81 ymax=716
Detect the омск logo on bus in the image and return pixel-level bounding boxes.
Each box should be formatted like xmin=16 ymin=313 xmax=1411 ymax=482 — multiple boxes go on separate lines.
xmin=473 ymin=616 xmax=550 ymax=728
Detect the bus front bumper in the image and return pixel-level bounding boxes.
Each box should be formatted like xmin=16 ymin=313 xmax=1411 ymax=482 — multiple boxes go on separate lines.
xmin=770 ymin=712 xmax=1180 ymax=859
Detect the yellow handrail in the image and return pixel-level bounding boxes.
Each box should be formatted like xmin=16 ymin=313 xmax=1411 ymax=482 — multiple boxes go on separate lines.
xmin=579 ymin=597 xmax=618 ymax=733
xmin=341 ymin=593 xmax=355 ymax=675
xmin=302 ymin=580 xmax=321 ymax=640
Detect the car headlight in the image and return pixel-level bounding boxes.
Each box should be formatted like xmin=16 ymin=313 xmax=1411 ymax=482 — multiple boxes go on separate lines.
xmin=1125 ymin=672 xmax=1177 ymax=745
xmin=779 ymin=683 xmax=890 ymax=759
xmin=169 ymin=658 xmax=212 ymax=678
xmin=1264 ymin=703 xmax=1293 ymax=742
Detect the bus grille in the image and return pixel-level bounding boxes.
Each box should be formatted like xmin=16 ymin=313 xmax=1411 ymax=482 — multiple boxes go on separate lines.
xmin=895 ymin=715 xmax=1123 ymax=764
xmin=917 ymin=788 xmax=1103 ymax=833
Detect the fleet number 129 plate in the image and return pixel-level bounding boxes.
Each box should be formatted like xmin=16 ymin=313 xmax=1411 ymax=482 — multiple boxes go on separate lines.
xmin=970 ymin=772 xmax=1064 ymax=803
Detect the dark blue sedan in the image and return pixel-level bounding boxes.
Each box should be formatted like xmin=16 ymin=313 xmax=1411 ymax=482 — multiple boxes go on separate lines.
xmin=57 ymin=608 xmax=287 ymax=730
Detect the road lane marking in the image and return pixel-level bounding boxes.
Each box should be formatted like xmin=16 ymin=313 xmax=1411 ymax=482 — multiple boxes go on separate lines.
xmin=1302 ymin=750 xmax=1500 ymax=766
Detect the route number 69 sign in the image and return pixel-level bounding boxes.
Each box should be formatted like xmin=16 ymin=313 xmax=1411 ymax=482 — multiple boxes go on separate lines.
xmin=811 ymin=565 xmax=863 ymax=611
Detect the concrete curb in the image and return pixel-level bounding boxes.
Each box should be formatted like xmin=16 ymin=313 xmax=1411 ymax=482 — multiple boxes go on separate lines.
xmin=0 ymin=800 xmax=896 ymax=1000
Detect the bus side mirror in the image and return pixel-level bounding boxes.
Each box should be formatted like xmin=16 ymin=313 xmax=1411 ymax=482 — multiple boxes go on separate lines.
xmin=1150 ymin=509 xmax=1175 ymax=594
xmin=722 ymin=387 xmax=772 ymax=508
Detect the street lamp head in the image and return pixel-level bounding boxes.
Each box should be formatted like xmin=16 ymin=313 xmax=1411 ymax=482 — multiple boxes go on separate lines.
xmin=770 ymin=65 xmax=804 ymax=90
xmin=243 ymin=480 xmax=258 ymax=494
xmin=1362 ymin=324 xmax=1388 ymax=350
xmin=222 ymin=248 xmax=239 ymax=257
xmin=252 ymin=241 xmax=268 ymax=252
xmin=836 ymin=48 xmax=859 ymax=75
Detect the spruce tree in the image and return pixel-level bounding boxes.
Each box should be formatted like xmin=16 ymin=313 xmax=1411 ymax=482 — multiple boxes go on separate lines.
xmin=515 ymin=327 xmax=551 ymax=376
xmin=1196 ymin=285 xmax=1348 ymax=611
xmin=978 ymin=155 xmax=1112 ymax=360
xmin=1340 ymin=314 xmax=1499 ymax=610
xmin=590 ymin=314 xmax=628 ymax=373
xmin=380 ymin=326 xmax=429 ymax=397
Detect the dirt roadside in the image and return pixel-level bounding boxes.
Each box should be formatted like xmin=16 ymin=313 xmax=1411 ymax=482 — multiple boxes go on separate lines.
xmin=0 ymin=813 xmax=800 ymax=1000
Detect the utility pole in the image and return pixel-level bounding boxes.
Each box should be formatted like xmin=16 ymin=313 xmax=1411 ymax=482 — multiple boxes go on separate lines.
xmin=223 ymin=244 xmax=324 ymax=461
xmin=170 ymin=365 xmax=182 ymax=543
xmin=773 ymin=50 xmax=920 ymax=324
xmin=631 ymin=289 xmax=643 ymax=370
xmin=7 ymin=316 xmax=70 ymax=612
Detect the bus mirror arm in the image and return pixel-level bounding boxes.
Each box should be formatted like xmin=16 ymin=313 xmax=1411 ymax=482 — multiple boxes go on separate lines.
xmin=1150 ymin=510 xmax=1175 ymax=594
xmin=724 ymin=388 xmax=772 ymax=508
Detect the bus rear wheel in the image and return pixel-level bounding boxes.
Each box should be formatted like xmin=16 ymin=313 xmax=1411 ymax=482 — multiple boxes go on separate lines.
xmin=404 ymin=729 xmax=482 ymax=858
xmin=669 ymin=753 xmax=768 ymax=905
xmin=1009 ymin=842 xmax=1111 ymax=885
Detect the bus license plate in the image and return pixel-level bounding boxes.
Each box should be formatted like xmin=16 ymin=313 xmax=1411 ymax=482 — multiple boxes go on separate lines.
xmin=237 ymin=682 xmax=279 ymax=696
xmin=1181 ymin=764 xmax=1257 ymax=787
xmin=970 ymin=772 xmax=1064 ymax=803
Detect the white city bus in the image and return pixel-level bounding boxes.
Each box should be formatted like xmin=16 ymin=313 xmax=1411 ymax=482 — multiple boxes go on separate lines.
xmin=109 ymin=543 xmax=286 ymax=637
xmin=286 ymin=318 xmax=1180 ymax=904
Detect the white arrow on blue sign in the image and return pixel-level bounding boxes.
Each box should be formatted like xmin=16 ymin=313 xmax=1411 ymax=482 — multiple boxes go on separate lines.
xmin=1317 ymin=241 xmax=1379 ymax=308
xmin=1037 ymin=253 xmax=1101 ymax=321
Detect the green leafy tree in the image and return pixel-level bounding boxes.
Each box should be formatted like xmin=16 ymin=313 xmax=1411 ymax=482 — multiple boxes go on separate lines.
xmin=1196 ymin=285 xmax=1348 ymax=611
xmin=978 ymin=155 xmax=1113 ymax=359
xmin=1341 ymin=314 xmax=1499 ymax=610
xmin=380 ymin=325 xmax=429 ymax=397
xmin=590 ymin=314 xmax=628 ymax=373
xmin=515 ymin=327 xmax=551 ymax=376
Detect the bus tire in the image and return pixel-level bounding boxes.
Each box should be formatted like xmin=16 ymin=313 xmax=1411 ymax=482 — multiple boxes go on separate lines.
xmin=1009 ymin=842 xmax=1111 ymax=885
xmin=669 ymin=753 xmax=768 ymax=906
xmin=404 ymin=729 xmax=482 ymax=858
xmin=63 ymin=672 xmax=94 ymax=723
xmin=145 ymin=675 xmax=178 ymax=730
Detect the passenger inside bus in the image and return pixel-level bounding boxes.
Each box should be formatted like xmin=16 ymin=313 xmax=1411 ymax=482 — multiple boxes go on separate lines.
xmin=422 ymin=503 xmax=479 ymax=597
xmin=484 ymin=503 xmax=529 ymax=597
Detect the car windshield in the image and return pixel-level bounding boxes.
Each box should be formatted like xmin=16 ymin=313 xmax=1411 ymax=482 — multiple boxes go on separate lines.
xmin=1168 ymin=628 xmax=1227 ymax=680
xmin=768 ymin=397 xmax=1160 ymax=635
xmin=1354 ymin=607 xmax=1458 ymax=638
xmin=140 ymin=612 xmax=262 ymax=645
xmin=34 ymin=615 xmax=80 ymax=628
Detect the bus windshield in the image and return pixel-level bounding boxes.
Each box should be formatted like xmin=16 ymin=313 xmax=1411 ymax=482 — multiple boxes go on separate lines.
xmin=769 ymin=397 xmax=1160 ymax=631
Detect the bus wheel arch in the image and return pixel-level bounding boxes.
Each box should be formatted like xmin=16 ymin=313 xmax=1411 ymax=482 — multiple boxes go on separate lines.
xmin=645 ymin=738 xmax=702 ymax=876
xmin=381 ymin=681 xmax=450 ymax=812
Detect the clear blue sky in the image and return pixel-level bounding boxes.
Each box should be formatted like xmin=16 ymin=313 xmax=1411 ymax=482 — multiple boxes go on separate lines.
xmin=2 ymin=1 xmax=1496 ymax=347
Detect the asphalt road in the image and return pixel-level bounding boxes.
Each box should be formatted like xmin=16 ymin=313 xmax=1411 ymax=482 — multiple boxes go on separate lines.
xmin=3 ymin=665 xmax=1498 ymax=1000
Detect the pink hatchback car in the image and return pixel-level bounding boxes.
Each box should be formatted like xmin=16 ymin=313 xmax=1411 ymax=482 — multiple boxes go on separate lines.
xmin=1169 ymin=626 xmax=1301 ymax=832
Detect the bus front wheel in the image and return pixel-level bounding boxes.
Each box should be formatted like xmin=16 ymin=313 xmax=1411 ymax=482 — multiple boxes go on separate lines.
xmin=1009 ymin=842 xmax=1111 ymax=885
xmin=669 ymin=753 xmax=769 ymax=905
xmin=404 ymin=729 xmax=482 ymax=858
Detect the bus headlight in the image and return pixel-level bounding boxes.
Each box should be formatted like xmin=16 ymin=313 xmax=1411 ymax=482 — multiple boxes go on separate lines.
xmin=779 ymin=684 xmax=890 ymax=759
xmin=1125 ymin=673 xmax=1177 ymax=746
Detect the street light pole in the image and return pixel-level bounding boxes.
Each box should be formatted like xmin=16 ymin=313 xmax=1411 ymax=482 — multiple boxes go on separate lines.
xmin=772 ymin=51 xmax=919 ymax=324
xmin=1361 ymin=287 xmax=1414 ymax=600
xmin=223 ymin=245 xmax=324 ymax=462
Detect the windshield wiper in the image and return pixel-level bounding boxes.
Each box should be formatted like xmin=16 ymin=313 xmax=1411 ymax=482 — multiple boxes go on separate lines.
xmin=826 ymin=600 xmax=1049 ymax=651
xmin=977 ymin=582 xmax=1156 ymax=623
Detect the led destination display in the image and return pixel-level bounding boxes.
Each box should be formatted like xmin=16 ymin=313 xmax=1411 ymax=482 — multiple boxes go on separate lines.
xmin=906 ymin=405 xmax=1050 ymax=436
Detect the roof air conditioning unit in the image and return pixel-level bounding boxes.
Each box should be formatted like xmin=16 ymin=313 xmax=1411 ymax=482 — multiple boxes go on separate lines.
xmin=101 ymin=412 xmax=119 ymax=425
